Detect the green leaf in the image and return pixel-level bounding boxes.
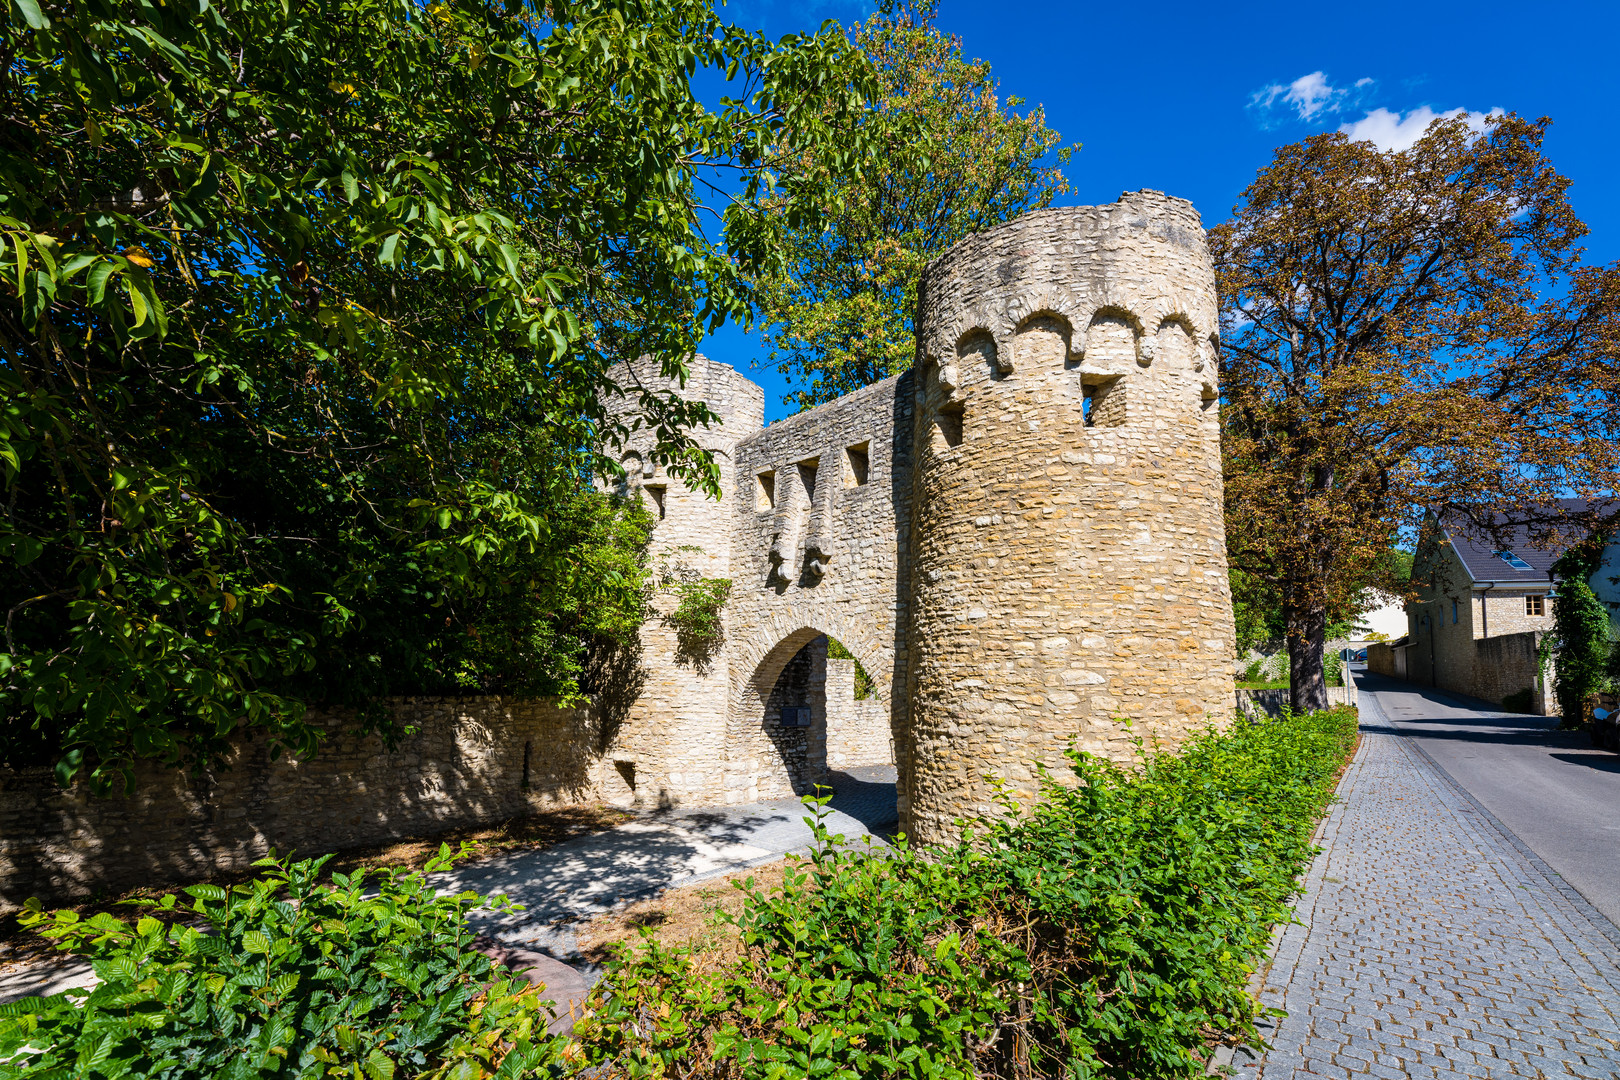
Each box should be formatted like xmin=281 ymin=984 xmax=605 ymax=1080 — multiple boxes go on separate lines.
xmin=342 ymin=169 xmax=360 ymax=203
xmin=123 ymin=277 xmax=148 ymax=327
xmin=10 ymin=0 xmax=48 ymax=30
xmin=364 ymin=1048 xmax=397 ymax=1080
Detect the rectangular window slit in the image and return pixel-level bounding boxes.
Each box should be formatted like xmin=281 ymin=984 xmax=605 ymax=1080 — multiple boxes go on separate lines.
xmin=756 ymin=470 xmax=775 ymax=511
xmin=845 ymin=442 xmax=869 ymax=487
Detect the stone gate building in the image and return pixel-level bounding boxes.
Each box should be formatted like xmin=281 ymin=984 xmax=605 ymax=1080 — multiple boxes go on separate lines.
xmin=600 ymin=191 xmax=1236 ymax=844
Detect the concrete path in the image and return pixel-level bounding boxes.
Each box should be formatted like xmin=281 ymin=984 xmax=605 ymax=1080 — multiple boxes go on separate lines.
xmin=438 ymin=764 xmax=897 ymax=959
xmin=0 ymin=765 xmax=898 ymax=1003
xmin=1235 ymin=678 xmax=1620 ymax=1079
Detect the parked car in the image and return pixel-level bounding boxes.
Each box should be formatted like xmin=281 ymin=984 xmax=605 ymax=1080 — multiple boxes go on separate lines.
xmin=1354 ymin=649 xmax=1368 ymax=662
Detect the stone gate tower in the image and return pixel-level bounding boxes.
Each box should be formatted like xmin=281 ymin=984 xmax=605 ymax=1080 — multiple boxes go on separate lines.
xmin=595 ymin=191 xmax=1235 ymax=844
xmin=902 ymin=192 xmax=1232 ymax=841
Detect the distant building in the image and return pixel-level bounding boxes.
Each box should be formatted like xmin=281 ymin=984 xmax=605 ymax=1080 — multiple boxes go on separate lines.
xmin=1351 ymin=598 xmax=1408 ymax=642
xmin=1368 ymin=505 xmax=1617 ymax=711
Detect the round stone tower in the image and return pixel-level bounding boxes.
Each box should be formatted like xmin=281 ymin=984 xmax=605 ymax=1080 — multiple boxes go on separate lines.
xmin=902 ymin=190 xmax=1235 ymax=844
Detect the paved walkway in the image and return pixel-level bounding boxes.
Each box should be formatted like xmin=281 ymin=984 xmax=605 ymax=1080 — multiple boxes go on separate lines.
xmin=1235 ymin=695 xmax=1620 ymax=1079
xmin=0 ymin=766 xmax=897 ymax=1003
xmin=437 ymin=764 xmax=897 ymax=959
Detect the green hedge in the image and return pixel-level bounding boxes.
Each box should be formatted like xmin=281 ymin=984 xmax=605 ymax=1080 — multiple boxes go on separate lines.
xmin=575 ymin=708 xmax=1359 ymax=1079
xmin=3 ymin=709 xmax=1358 ymax=1079
xmin=0 ymin=849 xmax=563 ymax=1080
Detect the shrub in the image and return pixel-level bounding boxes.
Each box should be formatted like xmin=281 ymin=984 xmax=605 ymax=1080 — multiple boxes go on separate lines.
xmin=0 ymin=847 xmax=563 ymax=1080
xmin=574 ymin=708 xmax=1359 ymax=1079
xmin=1501 ymin=688 xmax=1536 ymax=713
xmin=4 ymin=715 xmax=1358 ymax=1080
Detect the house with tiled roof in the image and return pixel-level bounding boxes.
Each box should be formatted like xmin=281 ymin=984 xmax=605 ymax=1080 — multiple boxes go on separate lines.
xmin=1370 ymin=503 xmax=1619 ymax=712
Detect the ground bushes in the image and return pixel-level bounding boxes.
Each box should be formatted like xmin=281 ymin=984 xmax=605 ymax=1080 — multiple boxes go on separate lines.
xmin=0 ymin=850 xmax=564 ymax=1080
xmin=575 ymin=707 xmax=1359 ymax=1079
xmin=2 ymin=709 xmax=1358 ymax=1079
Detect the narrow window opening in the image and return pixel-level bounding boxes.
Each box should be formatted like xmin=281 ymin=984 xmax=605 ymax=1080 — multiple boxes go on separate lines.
xmin=798 ymin=459 xmax=818 ymax=500
xmin=521 ymin=740 xmax=531 ymax=792
xmin=1452 ymin=599 xmax=1457 ymax=624
xmin=1082 ymin=376 xmax=1126 ymax=427
xmin=614 ymin=759 xmax=637 ymax=792
xmin=935 ymin=405 xmax=964 ymax=448
xmin=844 ymin=442 xmax=869 ymax=487
xmin=756 ymin=470 xmax=776 ymax=511
xmin=644 ymin=484 xmax=666 ymax=519
xmin=1526 ymin=594 xmax=1545 ymax=616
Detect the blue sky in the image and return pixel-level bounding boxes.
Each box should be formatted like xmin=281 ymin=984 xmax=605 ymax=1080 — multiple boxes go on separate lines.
xmin=699 ymin=0 xmax=1620 ymax=422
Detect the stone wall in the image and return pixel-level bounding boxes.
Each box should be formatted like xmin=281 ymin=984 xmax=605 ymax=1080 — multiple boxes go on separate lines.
xmin=0 ymin=697 xmax=598 ymax=913
xmin=902 ymin=192 xmax=1235 ymax=842
xmin=826 ymin=658 xmax=894 ymax=770
xmin=597 ymin=355 xmax=764 ymax=809
xmin=725 ymin=373 xmax=913 ymax=806
xmin=761 ymin=637 xmax=830 ymax=793
xmin=1470 ymin=632 xmax=1548 ymax=712
xmin=1367 ymin=642 xmax=1402 ymax=679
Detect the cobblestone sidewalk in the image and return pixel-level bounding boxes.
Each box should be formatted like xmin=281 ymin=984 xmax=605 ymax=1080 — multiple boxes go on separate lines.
xmin=1234 ymin=728 xmax=1620 ymax=1079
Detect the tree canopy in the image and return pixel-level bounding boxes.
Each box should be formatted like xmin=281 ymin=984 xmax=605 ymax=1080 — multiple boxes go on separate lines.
xmin=0 ymin=0 xmax=881 ymax=786
xmin=1212 ymin=115 xmax=1620 ymax=712
xmin=755 ymin=0 xmax=1072 ymax=410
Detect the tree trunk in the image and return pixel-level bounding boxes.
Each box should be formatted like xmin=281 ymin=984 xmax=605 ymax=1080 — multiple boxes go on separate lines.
xmin=1286 ymin=603 xmax=1331 ymax=716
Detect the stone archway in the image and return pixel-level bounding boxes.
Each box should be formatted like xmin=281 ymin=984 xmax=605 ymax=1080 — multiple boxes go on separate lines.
xmin=724 ymin=609 xmax=895 ymax=804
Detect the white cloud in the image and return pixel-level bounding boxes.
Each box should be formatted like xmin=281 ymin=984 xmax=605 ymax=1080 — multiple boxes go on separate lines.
xmin=1338 ymin=106 xmax=1505 ymax=152
xmin=1250 ymin=71 xmax=1370 ymax=123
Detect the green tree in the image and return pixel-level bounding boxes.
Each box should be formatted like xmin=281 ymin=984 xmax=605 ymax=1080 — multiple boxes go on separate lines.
xmin=1212 ymin=115 xmax=1620 ymax=715
xmin=756 ymin=0 xmax=1073 ymax=410
xmin=0 ymin=0 xmax=879 ymax=786
xmin=1551 ymin=537 xmax=1614 ymax=726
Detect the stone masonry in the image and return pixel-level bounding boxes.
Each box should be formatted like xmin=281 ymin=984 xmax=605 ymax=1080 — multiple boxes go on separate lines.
xmin=0 ymin=192 xmax=1239 ymax=905
xmin=1 ymin=697 xmax=594 ymax=912
xmin=601 ymin=192 xmax=1237 ymax=843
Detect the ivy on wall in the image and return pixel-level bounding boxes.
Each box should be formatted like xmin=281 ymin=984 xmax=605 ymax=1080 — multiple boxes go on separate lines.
xmin=658 ymin=547 xmax=732 ymax=673
xmin=1550 ymin=536 xmax=1617 ymax=726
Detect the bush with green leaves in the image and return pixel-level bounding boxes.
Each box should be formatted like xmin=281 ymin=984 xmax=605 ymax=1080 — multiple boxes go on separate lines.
xmin=573 ymin=708 xmax=1360 ymax=1079
xmin=1551 ymin=539 xmax=1615 ymax=725
xmin=0 ymin=847 xmax=564 ymax=1080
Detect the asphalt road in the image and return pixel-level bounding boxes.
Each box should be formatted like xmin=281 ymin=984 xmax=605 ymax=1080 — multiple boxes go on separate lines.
xmin=1354 ymin=667 xmax=1620 ymax=928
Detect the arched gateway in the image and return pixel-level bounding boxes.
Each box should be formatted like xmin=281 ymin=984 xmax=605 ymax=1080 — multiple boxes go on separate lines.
xmin=594 ymin=192 xmax=1237 ymax=843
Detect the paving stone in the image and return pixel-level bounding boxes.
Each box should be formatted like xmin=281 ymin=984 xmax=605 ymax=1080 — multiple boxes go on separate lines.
xmin=1234 ymin=715 xmax=1620 ymax=1080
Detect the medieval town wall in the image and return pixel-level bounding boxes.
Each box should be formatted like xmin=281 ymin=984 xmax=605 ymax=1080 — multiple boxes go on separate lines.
xmin=1 ymin=697 xmax=595 ymax=912
xmin=724 ymin=373 xmax=915 ymax=804
xmin=595 ymin=356 xmax=763 ymax=807
xmin=826 ymin=658 xmax=894 ymax=770
xmin=903 ymin=192 xmax=1236 ymax=842
xmin=7 ymin=196 xmax=1243 ymax=907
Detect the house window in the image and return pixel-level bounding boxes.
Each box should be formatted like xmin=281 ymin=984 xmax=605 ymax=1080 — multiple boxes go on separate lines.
xmin=644 ymin=485 xmax=666 ymax=520
xmin=1526 ymin=594 xmax=1545 ymax=616
xmin=1495 ymin=550 xmax=1533 ymax=571
xmin=1452 ymin=599 xmax=1458 ymax=624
